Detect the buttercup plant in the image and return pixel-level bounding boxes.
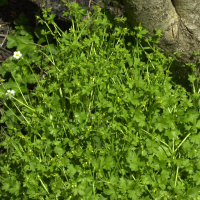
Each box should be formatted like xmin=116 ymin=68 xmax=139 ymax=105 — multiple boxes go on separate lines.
xmin=1 ymin=1 xmax=200 ymax=199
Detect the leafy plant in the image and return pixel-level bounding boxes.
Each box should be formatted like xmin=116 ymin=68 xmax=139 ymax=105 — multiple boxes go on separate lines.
xmin=1 ymin=0 xmax=200 ymax=199
xmin=0 ymin=0 xmax=8 ymax=7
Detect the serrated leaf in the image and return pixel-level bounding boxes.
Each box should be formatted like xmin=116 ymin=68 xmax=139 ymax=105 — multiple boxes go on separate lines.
xmin=0 ymin=66 xmax=7 ymax=76
xmin=74 ymin=111 xmax=87 ymax=123
xmin=0 ymin=87 xmax=6 ymax=98
xmin=54 ymin=146 xmax=65 ymax=155
xmin=156 ymin=146 xmax=167 ymax=160
xmin=37 ymin=38 xmax=46 ymax=45
xmin=133 ymin=109 xmax=146 ymax=127
xmin=49 ymin=128 xmax=59 ymax=137
xmin=9 ymin=181 xmax=21 ymax=195
xmin=16 ymin=36 xmax=33 ymax=44
xmin=7 ymin=35 xmax=19 ymax=48
xmin=67 ymin=164 xmax=76 ymax=178
xmin=27 ymin=187 xmax=37 ymax=198
xmin=45 ymin=44 xmax=58 ymax=55
xmin=128 ymin=187 xmax=142 ymax=199
xmin=25 ymin=74 xmax=40 ymax=84
xmin=92 ymin=136 xmax=102 ymax=149
xmin=103 ymin=155 xmax=115 ymax=170
xmin=36 ymin=105 xmax=44 ymax=114
xmin=187 ymin=187 xmax=199 ymax=198
xmin=195 ymin=120 xmax=200 ymax=128
xmin=50 ymin=95 xmax=61 ymax=108
xmin=17 ymin=43 xmax=35 ymax=57
xmin=134 ymin=57 xmax=140 ymax=65
xmin=127 ymin=151 xmax=142 ymax=172
xmin=14 ymin=13 xmax=29 ymax=25
xmin=103 ymin=189 xmax=114 ymax=195
xmin=2 ymin=182 xmax=10 ymax=191
xmin=3 ymin=79 xmax=20 ymax=93
xmin=193 ymin=171 xmax=200 ymax=185
xmin=187 ymin=109 xmax=199 ymax=123
xmin=165 ymin=129 xmax=180 ymax=140
xmin=190 ymin=133 xmax=200 ymax=145
xmin=141 ymin=174 xmax=153 ymax=185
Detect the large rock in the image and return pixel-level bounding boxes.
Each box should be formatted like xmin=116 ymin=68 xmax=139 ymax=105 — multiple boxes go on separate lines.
xmin=122 ymin=0 xmax=200 ymax=88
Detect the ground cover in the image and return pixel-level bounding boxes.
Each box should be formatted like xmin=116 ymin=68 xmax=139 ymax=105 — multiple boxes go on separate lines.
xmin=1 ymin=1 xmax=200 ymax=199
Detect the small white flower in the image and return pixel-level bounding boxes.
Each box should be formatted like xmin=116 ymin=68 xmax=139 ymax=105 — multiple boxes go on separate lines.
xmin=13 ymin=51 xmax=22 ymax=59
xmin=6 ymin=90 xmax=15 ymax=98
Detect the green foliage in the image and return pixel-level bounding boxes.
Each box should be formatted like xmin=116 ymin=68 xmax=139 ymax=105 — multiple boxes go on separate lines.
xmin=0 ymin=0 xmax=8 ymax=6
xmin=1 ymin=0 xmax=200 ymax=199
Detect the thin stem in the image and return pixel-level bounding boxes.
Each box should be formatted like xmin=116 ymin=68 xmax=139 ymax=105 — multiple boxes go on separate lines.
xmin=11 ymin=72 xmax=28 ymax=105
xmin=12 ymin=101 xmax=31 ymax=126
xmin=11 ymin=96 xmax=35 ymax=112
xmin=3 ymin=102 xmax=24 ymax=123
xmin=175 ymin=132 xmax=192 ymax=152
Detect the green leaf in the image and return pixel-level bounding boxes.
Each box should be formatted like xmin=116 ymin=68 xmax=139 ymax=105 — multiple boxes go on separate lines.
xmin=2 ymin=181 xmax=10 ymax=191
xmin=14 ymin=13 xmax=29 ymax=25
xmin=3 ymin=79 xmax=20 ymax=94
xmin=54 ymin=146 xmax=65 ymax=155
xmin=27 ymin=187 xmax=37 ymax=198
xmin=128 ymin=187 xmax=143 ymax=199
xmin=49 ymin=128 xmax=59 ymax=137
xmin=34 ymin=27 xmax=43 ymax=39
xmin=9 ymin=181 xmax=21 ymax=195
xmin=25 ymin=74 xmax=40 ymax=84
xmin=165 ymin=129 xmax=181 ymax=140
xmin=134 ymin=57 xmax=140 ymax=66
xmin=67 ymin=164 xmax=76 ymax=178
xmin=195 ymin=120 xmax=200 ymax=128
xmin=156 ymin=146 xmax=167 ymax=161
xmin=45 ymin=44 xmax=58 ymax=55
xmin=141 ymin=174 xmax=153 ymax=185
xmin=187 ymin=187 xmax=199 ymax=198
xmin=140 ymin=29 xmax=148 ymax=35
xmin=133 ymin=109 xmax=146 ymax=127
xmin=103 ymin=189 xmax=114 ymax=195
xmin=36 ymin=105 xmax=44 ymax=114
xmin=92 ymin=136 xmax=102 ymax=149
xmin=17 ymin=43 xmax=35 ymax=57
xmin=119 ymin=177 xmax=130 ymax=190
xmin=193 ymin=171 xmax=200 ymax=185
xmin=0 ymin=87 xmax=6 ymax=98
xmin=7 ymin=35 xmax=19 ymax=48
xmin=190 ymin=133 xmax=200 ymax=145
xmin=16 ymin=35 xmax=33 ymax=45
xmin=126 ymin=150 xmax=142 ymax=172
xmin=103 ymin=155 xmax=115 ymax=170
xmin=187 ymin=109 xmax=199 ymax=123
xmin=0 ymin=66 xmax=7 ymax=76
xmin=51 ymin=95 xmax=60 ymax=109
xmin=74 ymin=111 xmax=87 ymax=123
xmin=0 ymin=0 xmax=8 ymax=6
xmin=37 ymin=37 xmax=46 ymax=45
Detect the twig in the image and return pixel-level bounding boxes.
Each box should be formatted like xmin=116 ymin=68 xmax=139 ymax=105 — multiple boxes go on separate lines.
xmin=0 ymin=34 xmax=7 ymax=37
xmin=1 ymin=27 xmax=9 ymax=47
xmin=0 ymin=46 xmax=12 ymax=54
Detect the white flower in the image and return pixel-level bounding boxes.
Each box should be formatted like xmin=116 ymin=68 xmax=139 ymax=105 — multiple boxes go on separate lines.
xmin=13 ymin=51 xmax=22 ymax=59
xmin=6 ymin=90 xmax=15 ymax=98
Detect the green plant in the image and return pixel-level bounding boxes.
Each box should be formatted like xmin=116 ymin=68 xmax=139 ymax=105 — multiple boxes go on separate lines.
xmin=0 ymin=0 xmax=8 ymax=7
xmin=1 ymin=1 xmax=200 ymax=199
